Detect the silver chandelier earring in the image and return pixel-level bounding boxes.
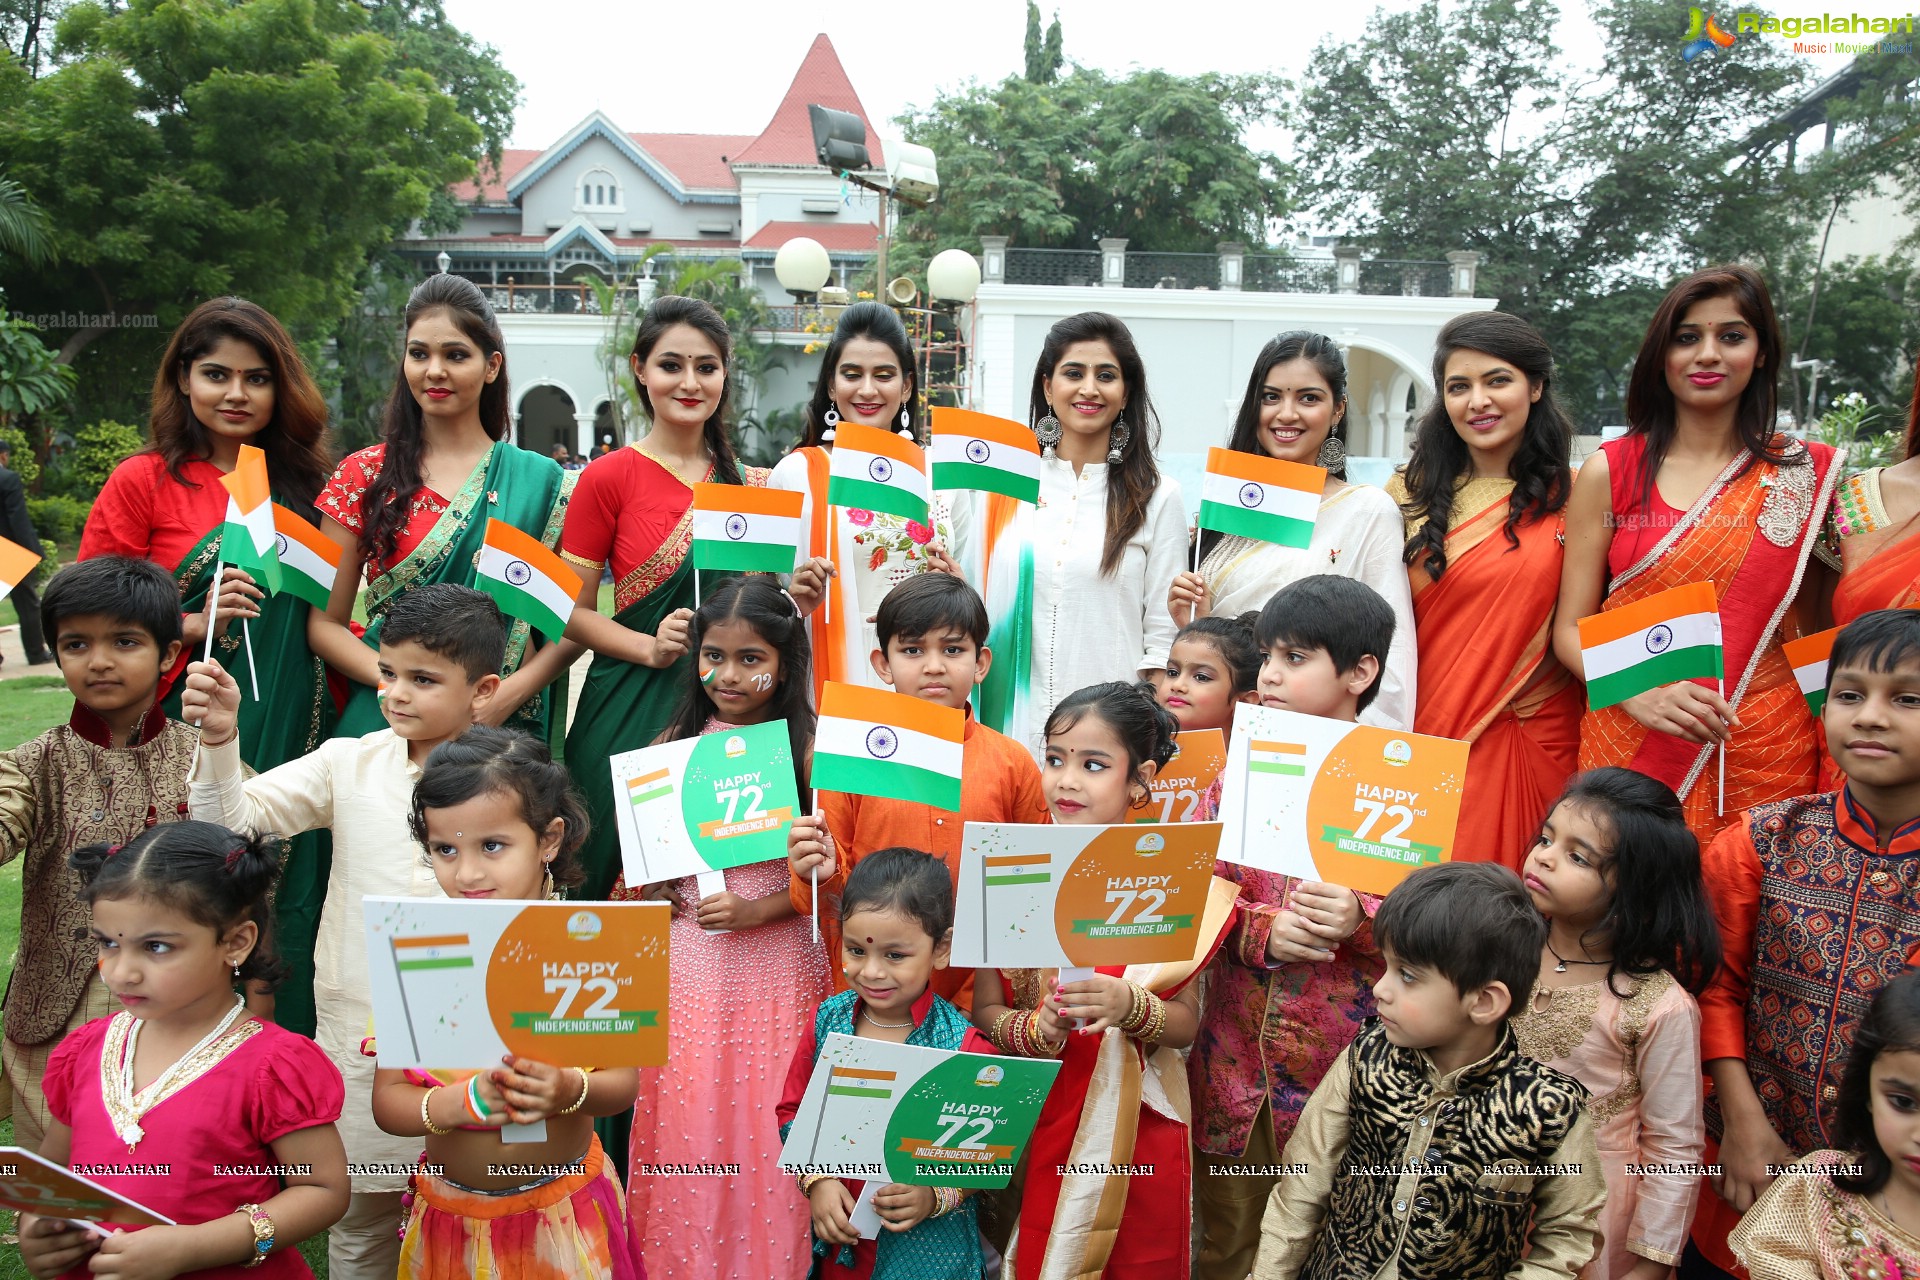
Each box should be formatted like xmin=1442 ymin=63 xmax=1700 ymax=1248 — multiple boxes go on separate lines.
xmin=1034 ymin=410 xmax=1063 ymax=459
xmin=897 ymin=405 xmax=914 ymax=441
xmin=1316 ymin=431 xmax=1347 ymax=474
xmin=821 ymin=405 xmax=839 ymax=443
xmin=1107 ymin=413 xmax=1130 ymax=464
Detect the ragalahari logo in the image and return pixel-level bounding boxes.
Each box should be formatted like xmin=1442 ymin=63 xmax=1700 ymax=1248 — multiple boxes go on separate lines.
xmin=1683 ymin=7 xmax=1739 ymax=58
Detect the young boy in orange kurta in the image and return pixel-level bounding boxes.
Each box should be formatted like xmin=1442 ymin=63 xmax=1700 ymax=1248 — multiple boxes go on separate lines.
xmin=788 ymin=573 xmax=1046 ymax=1011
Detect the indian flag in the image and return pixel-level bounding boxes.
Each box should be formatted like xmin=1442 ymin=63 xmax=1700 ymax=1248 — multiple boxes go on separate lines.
xmin=814 ymin=682 xmax=965 ymax=811
xmin=218 ymin=444 xmax=281 ymax=593
xmin=827 ymin=1065 xmax=896 ymax=1100
xmin=1248 ymin=740 xmax=1308 ymax=777
xmin=0 ymin=535 xmax=41 ymax=595
xmin=928 ymin=408 xmax=1041 ymax=504
xmin=626 ymin=768 xmax=673 ymax=809
xmin=392 ymin=934 xmax=473 ymax=972
xmin=476 ymin=519 xmax=582 ymax=641
xmin=271 ymin=505 xmax=343 ymax=609
xmin=984 ymin=853 xmax=1050 ymax=886
xmin=1197 ymin=448 xmax=1324 ymax=549
xmin=691 ymin=483 xmax=803 ymax=574
xmin=1578 ymin=581 xmax=1724 ymax=711
xmin=826 ymin=422 xmax=930 ymax=525
xmin=1782 ymin=627 xmax=1838 ymax=716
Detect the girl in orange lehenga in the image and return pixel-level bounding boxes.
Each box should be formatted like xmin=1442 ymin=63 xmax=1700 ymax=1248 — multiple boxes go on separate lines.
xmin=1388 ymin=311 xmax=1580 ymax=870
xmin=1552 ymin=264 xmax=1843 ymax=862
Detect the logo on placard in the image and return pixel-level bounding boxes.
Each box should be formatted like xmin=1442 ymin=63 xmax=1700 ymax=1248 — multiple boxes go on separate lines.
xmin=1135 ymin=833 xmax=1165 ymax=855
xmin=566 ymin=911 xmax=602 ymax=942
xmin=504 ymin=559 xmax=534 ymax=587
xmin=1238 ymin=482 xmax=1265 ymax=508
xmin=869 ymin=457 xmax=894 ymax=483
xmin=1646 ymin=624 xmax=1674 ymax=654
xmin=724 ymin=514 xmax=748 ymax=540
xmin=724 ymin=735 xmax=747 ymax=757
xmin=1382 ymin=740 xmax=1413 ymax=767
xmin=865 ymin=726 xmax=899 ymax=758
xmin=274 ymin=532 xmax=291 ymax=557
xmin=966 ymin=439 xmax=992 ymax=464
xmin=975 ymin=1064 xmax=1004 ymax=1087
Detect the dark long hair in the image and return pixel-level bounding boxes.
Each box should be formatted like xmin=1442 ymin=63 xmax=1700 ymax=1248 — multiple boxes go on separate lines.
xmin=1905 ymin=344 xmax=1919 ymax=460
xmin=632 ymin=295 xmax=743 ymax=486
xmin=148 ymin=297 xmax=333 ymax=518
xmin=1399 ymin=312 xmax=1573 ymax=579
xmin=803 ymin=302 xmax=918 ymax=447
xmin=1833 ymin=968 xmax=1920 ymax=1195
xmin=1549 ymin=768 xmax=1720 ymax=997
xmin=1197 ymin=331 xmax=1346 ymax=566
xmin=71 ymin=821 xmax=288 ymax=988
xmin=1044 ymin=680 xmax=1179 ymax=792
xmin=363 ymin=275 xmax=513 ymax=567
xmin=1028 ymin=313 xmax=1161 ymax=577
xmin=1624 ymin=264 xmax=1794 ymax=511
xmin=661 ymin=575 xmax=813 ymax=791
xmin=409 ymin=727 xmax=589 ymax=890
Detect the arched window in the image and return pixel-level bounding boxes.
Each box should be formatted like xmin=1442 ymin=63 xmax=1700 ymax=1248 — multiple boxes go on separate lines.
xmin=576 ymin=168 xmax=621 ymax=211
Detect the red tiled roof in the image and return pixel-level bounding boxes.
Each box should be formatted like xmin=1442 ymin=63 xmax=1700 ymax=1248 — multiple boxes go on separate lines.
xmin=741 ymin=220 xmax=880 ymax=252
xmin=629 ymin=134 xmax=757 ymax=191
xmin=426 ymin=235 xmax=731 ymax=250
xmin=451 ymin=148 xmax=542 ymax=203
xmin=732 ymin=34 xmax=883 ymax=169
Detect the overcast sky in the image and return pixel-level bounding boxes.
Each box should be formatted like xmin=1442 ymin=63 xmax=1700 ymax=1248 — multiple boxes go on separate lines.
xmin=443 ymin=0 xmax=1898 ymax=155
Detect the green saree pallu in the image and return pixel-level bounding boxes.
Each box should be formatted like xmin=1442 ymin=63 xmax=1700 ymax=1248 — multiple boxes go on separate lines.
xmin=334 ymin=443 xmax=574 ymax=747
xmin=165 ymin=519 xmax=336 ymax=1039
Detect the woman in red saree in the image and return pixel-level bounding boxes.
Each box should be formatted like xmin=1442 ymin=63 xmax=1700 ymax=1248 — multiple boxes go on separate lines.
xmin=1553 ymin=264 xmax=1842 ymax=865
xmin=1387 ymin=312 xmax=1578 ymax=870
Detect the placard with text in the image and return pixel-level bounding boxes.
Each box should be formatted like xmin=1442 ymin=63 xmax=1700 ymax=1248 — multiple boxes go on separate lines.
xmin=1133 ymin=730 xmax=1226 ymax=824
xmin=1216 ymin=703 xmax=1468 ymax=894
xmin=0 ymin=1146 xmax=174 ymax=1226
xmin=364 ymin=898 xmax=670 ymax=1069
xmin=610 ymin=719 xmax=800 ymax=885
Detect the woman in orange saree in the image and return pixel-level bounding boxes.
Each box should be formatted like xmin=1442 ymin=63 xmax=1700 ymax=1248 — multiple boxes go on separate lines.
xmin=1388 ymin=312 xmax=1579 ymax=870
xmin=1554 ymin=265 xmax=1843 ymax=860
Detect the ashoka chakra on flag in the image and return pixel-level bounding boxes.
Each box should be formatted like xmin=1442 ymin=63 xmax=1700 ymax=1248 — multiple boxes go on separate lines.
xmin=505 ymin=559 xmax=534 ymax=587
xmin=869 ymin=457 xmax=894 ymax=482
xmin=865 ymin=726 xmax=898 ymax=758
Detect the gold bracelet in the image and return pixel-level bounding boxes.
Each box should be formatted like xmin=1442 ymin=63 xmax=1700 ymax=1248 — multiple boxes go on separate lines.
xmin=235 ymin=1203 xmax=275 ymax=1268
xmin=421 ymin=1085 xmax=450 ymax=1136
xmin=556 ymin=1068 xmax=592 ymax=1116
xmin=989 ymin=1009 xmax=1021 ymax=1054
xmin=1027 ymin=1009 xmax=1064 ymax=1057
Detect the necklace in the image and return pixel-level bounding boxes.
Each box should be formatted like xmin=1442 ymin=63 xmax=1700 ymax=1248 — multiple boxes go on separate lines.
xmin=859 ymin=1008 xmax=913 ymax=1029
xmin=107 ymin=994 xmax=249 ymax=1151
xmin=1546 ymin=939 xmax=1609 ymax=974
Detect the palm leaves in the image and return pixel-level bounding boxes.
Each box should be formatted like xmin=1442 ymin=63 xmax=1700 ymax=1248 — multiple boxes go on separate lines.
xmin=0 ymin=173 xmax=54 ymax=268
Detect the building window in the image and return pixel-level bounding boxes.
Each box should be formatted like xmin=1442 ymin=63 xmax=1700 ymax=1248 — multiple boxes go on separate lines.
xmin=576 ymin=169 xmax=622 ymax=212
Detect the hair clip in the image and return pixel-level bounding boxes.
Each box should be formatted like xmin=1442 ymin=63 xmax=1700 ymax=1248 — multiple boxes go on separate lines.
xmin=780 ymin=589 xmax=804 ymax=619
xmin=224 ymin=844 xmax=246 ymax=870
xmin=105 ymin=843 xmax=124 ymax=858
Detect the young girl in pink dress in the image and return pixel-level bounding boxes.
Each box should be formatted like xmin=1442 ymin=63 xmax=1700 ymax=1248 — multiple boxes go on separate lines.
xmin=17 ymin=823 xmax=349 ymax=1278
xmin=620 ymin=574 xmax=829 ymax=1280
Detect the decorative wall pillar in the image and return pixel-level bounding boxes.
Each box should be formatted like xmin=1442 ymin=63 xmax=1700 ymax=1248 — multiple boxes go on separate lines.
xmin=1099 ymin=238 xmax=1128 ymax=288
xmin=1216 ymin=242 xmax=1246 ymax=292
xmin=979 ymin=236 xmax=1009 ymax=284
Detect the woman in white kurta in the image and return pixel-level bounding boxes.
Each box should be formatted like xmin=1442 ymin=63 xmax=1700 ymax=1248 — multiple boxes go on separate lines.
xmin=952 ymin=311 xmax=1186 ymax=755
xmin=1167 ymin=331 xmax=1417 ymax=729
xmin=772 ymin=302 xmax=953 ymax=701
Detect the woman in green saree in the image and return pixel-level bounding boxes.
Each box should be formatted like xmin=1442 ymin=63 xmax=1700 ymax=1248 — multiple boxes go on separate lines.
xmin=311 ymin=274 xmax=581 ymax=744
xmin=79 ymin=296 xmax=336 ymax=1036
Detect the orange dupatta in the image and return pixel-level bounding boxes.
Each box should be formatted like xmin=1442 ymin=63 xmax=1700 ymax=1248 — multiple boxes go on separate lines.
xmin=1409 ymin=489 xmax=1581 ymax=867
xmin=1834 ymin=523 xmax=1920 ymax=626
xmin=799 ymin=446 xmax=847 ymax=705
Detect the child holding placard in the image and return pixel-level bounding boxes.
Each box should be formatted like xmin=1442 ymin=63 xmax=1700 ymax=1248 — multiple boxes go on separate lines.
xmin=778 ymin=846 xmax=996 ymax=1278
xmin=371 ymin=727 xmax=641 ymax=1279
xmin=17 ymin=822 xmax=349 ymax=1279
xmin=611 ymin=574 xmax=828 ymax=1280
xmin=1190 ymin=574 xmax=1392 ymax=1280
xmin=1510 ymin=767 xmax=1719 ymax=1280
xmin=972 ymin=680 xmax=1235 ymax=1279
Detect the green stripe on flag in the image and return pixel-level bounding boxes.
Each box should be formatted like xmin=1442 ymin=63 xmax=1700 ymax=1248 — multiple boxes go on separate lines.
xmin=1197 ymin=500 xmax=1314 ymax=549
xmin=629 ymin=785 xmax=672 ymax=805
xmin=692 ymin=538 xmax=795 ymax=574
xmin=479 ymin=577 xmax=570 ymax=641
xmin=813 ymin=751 xmax=960 ymax=811
xmin=1249 ymin=761 xmax=1307 ymax=776
xmin=279 ymin=567 xmax=332 ymax=610
xmin=1586 ymin=644 xmax=1725 ymax=711
xmin=985 ymin=873 xmax=1051 ymax=886
xmin=931 ymin=461 xmax=1039 ymax=504
xmin=396 ymin=956 xmax=473 ymax=972
xmin=826 ymin=475 xmax=929 ymax=524
xmin=1803 ymin=687 xmax=1827 ymax=716
xmin=221 ymin=522 xmax=283 ymax=593
xmin=827 ymin=1084 xmax=893 ymax=1099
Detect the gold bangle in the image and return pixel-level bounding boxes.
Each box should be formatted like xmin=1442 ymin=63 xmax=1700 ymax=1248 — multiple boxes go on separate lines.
xmin=1027 ymin=1009 xmax=1064 ymax=1057
xmin=556 ymin=1067 xmax=592 ymax=1116
xmin=989 ymin=1009 xmax=1021 ymax=1054
xmin=235 ymin=1202 xmax=275 ymax=1267
xmin=421 ymin=1085 xmax=450 ymax=1135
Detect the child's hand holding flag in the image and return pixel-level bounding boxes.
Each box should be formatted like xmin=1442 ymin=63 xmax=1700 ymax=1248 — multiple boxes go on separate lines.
xmin=179 ymin=660 xmax=242 ymax=746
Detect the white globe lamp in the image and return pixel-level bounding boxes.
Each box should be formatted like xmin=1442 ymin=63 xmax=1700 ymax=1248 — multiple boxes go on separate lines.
xmin=774 ymin=238 xmax=832 ymax=298
xmin=927 ymin=249 xmax=982 ymax=304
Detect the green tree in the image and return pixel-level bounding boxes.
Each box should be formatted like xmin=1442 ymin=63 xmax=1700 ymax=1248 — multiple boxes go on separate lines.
xmin=68 ymin=417 xmax=142 ymax=491
xmin=0 ymin=309 xmax=73 ymax=437
xmin=0 ymin=0 xmax=63 ymax=76
xmin=0 ymin=171 xmax=52 ymax=266
xmin=0 ymin=0 xmax=485 ymax=428
xmin=1022 ymin=1 xmax=1061 ymax=86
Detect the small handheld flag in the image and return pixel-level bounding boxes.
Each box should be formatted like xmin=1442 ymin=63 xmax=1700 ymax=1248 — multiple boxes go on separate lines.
xmin=1783 ymin=626 xmax=1838 ymax=717
xmin=271 ymin=505 xmax=344 ymax=609
xmin=1197 ymin=448 xmax=1324 ymax=550
xmin=475 ymin=519 xmax=583 ymax=641
xmin=691 ymin=484 xmax=804 ymax=575
xmin=1577 ymin=581 xmax=1724 ymax=711
xmin=813 ymin=682 xmax=965 ymax=812
xmin=929 ymin=408 xmax=1042 ymax=505
xmin=826 ymin=423 xmax=930 ymax=525
xmin=826 ymin=1065 xmax=896 ymax=1099
xmin=1247 ymin=740 xmax=1308 ymax=777
xmin=0 ymin=535 xmax=42 ymax=597
xmin=218 ymin=445 xmax=282 ymax=594
xmin=983 ymin=854 xmax=1050 ymax=887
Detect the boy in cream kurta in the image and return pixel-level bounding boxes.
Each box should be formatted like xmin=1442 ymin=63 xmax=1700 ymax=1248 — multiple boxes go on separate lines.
xmin=183 ymin=584 xmax=508 ymax=1280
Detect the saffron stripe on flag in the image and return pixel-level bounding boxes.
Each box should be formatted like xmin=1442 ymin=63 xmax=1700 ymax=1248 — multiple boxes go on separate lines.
xmin=690 ymin=483 xmax=806 ymax=518
xmin=1576 ymin=581 xmax=1719 ymax=648
xmin=818 ymin=682 xmax=966 ymax=742
xmin=1782 ymin=626 xmax=1837 ymax=716
xmin=0 ymin=535 xmax=43 ymax=596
